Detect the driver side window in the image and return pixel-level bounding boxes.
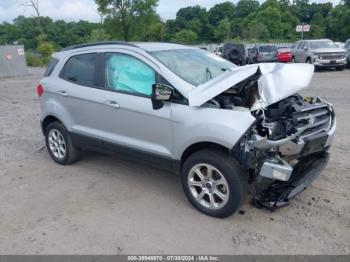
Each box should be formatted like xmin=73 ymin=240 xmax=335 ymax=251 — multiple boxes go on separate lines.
xmin=298 ymin=42 xmax=305 ymax=50
xmin=105 ymin=53 xmax=156 ymax=96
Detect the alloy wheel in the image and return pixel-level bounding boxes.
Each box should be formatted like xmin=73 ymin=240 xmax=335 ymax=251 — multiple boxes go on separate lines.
xmin=188 ymin=163 xmax=230 ymax=210
xmin=48 ymin=129 xmax=67 ymax=160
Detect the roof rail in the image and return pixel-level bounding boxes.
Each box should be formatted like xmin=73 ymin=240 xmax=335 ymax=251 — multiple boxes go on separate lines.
xmin=61 ymin=41 xmax=138 ymax=51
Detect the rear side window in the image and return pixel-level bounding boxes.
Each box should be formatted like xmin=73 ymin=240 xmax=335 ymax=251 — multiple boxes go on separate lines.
xmin=298 ymin=42 xmax=305 ymax=49
xmin=44 ymin=58 xmax=59 ymax=77
xmin=60 ymin=53 xmax=97 ymax=87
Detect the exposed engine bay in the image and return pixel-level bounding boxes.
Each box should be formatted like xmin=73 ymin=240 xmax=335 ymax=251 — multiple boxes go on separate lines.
xmin=203 ymin=71 xmax=336 ymax=210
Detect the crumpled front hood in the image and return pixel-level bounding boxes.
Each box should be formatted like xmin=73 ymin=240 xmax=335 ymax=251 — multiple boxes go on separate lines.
xmin=188 ymin=63 xmax=314 ymax=110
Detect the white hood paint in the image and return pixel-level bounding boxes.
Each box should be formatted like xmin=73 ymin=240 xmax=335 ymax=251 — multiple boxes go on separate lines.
xmin=188 ymin=63 xmax=314 ymax=109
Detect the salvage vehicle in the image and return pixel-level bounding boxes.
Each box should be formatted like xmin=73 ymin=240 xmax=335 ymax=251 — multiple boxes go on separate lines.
xmin=221 ymin=43 xmax=247 ymax=65
xmin=292 ymin=39 xmax=347 ymax=70
xmin=214 ymin=45 xmax=223 ymax=56
xmin=345 ymin=39 xmax=350 ymax=67
xmin=277 ymin=47 xmax=293 ymax=63
xmin=248 ymin=45 xmax=278 ymax=64
xmin=38 ymin=42 xmax=336 ymax=218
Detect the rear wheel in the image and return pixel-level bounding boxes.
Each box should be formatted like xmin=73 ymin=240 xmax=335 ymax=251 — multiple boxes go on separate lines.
xmin=181 ymin=149 xmax=248 ymax=218
xmin=45 ymin=121 xmax=80 ymax=165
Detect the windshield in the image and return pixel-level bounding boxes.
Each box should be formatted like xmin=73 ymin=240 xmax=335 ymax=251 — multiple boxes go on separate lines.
xmin=309 ymin=40 xmax=337 ymax=49
xmin=258 ymin=46 xmax=277 ymax=52
xmin=150 ymin=49 xmax=237 ymax=86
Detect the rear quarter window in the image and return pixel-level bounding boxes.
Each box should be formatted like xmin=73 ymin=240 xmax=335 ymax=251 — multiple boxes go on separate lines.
xmin=44 ymin=58 xmax=59 ymax=77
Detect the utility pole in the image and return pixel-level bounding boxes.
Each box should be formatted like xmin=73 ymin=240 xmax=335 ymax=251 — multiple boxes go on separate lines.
xmin=301 ymin=22 xmax=305 ymax=40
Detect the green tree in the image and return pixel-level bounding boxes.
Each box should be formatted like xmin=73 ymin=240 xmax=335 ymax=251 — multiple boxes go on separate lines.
xmin=37 ymin=41 xmax=54 ymax=64
xmin=173 ymin=29 xmax=198 ymax=44
xmin=327 ymin=4 xmax=350 ymax=41
xmin=95 ymin=0 xmax=159 ymax=41
xmin=255 ymin=6 xmax=283 ymax=39
xmin=89 ymin=29 xmax=110 ymax=41
xmin=208 ymin=2 xmax=235 ymax=26
xmin=242 ymin=21 xmax=270 ymax=41
xmin=214 ymin=18 xmax=231 ymax=42
xmin=145 ymin=22 xmax=165 ymax=41
xmin=234 ymin=0 xmax=260 ymax=18
xmin=309 ymin=12 xmax=326 ymax=39
xmin=174 ymin=5 xmax=212 ymax=42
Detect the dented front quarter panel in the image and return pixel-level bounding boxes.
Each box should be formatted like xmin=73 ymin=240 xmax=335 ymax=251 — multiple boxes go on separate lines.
xmin=170 ymin=103 xmax=256 ymax=160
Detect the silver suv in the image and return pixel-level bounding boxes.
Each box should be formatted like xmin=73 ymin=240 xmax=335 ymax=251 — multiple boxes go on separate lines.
xmin=38 ymin=42 xmax=336 ymax=218
xmin=292 ymin=39 xmax=347 ymax=70
xmin=345 ymin=39 xmax=350 ymax=66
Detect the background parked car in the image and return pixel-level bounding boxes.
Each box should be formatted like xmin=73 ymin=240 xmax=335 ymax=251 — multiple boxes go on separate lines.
xmin=292 ymin=39 xmax=347 ymax=71
xmin=345 ymin=39 xmax=350 ymax=67
xmin=214 ymin=45 xmax=223 ymax=56
xmin=245 ymin=48 xmax=255 ymax=64
xmin=335 ymin=42 xmax=345 ymax=48
xmin=221 ymin=43 xmax=247 ymax=65
xmin=277 ymin=47 xmax=293 ymax=63
xmin=248 ymin=45 xmax=278 ymax=64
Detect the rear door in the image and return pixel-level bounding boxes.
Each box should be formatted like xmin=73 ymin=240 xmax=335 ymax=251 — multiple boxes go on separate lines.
xmin=47 ymin=52 xmax=101 ymax=132
xmin=56 ymin=53 xmax=108 ymax=133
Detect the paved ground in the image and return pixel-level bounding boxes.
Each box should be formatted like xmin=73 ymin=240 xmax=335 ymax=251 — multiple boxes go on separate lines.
xmin=0 ymin=67 xmax=349 ymax=255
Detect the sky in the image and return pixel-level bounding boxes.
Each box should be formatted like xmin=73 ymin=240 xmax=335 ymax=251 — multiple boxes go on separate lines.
xmin=0 ymin=0 xmax=342 ymax=23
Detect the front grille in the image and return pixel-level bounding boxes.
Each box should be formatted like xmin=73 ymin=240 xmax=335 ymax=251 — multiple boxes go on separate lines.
xmin=320 ymin=54 xmax=344 ymax=60
xmin=292 ymin=103 xmax=332 ymax=138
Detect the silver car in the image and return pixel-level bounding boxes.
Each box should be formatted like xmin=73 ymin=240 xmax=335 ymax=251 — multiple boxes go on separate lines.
xmin=292 ymin=39 xmax=347 ymax=70
xmin=38 ymin=42 xmax=336 ymax=218
xmin=345 ymin=39 xmax=350 ymax=66
xmin=249 ymin=45 xmax=278 ymax=63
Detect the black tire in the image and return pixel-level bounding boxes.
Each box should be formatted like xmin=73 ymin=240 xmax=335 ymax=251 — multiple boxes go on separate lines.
xmin=45 ymin=121 xmax=80 ymax=165
xmin=336 ymin=66 xmax=345 ymax=71
xmin=181 ymin=149 xmax=248 ymax=218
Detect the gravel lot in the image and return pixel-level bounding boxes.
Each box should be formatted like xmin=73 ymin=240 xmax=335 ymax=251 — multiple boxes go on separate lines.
xmin=0 ymin=67 xmax=349 ymax=255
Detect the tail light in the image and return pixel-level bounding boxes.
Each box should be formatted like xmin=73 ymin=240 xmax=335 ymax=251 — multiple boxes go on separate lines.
xmin=37 ymin=84 xmax=44 ymax=97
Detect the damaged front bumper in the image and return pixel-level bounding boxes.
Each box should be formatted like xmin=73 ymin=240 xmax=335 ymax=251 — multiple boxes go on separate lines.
xmin=235 ymin=97 xmax=336 ymax=211
xmin=252 ymin=152 xmax=330 ymax=210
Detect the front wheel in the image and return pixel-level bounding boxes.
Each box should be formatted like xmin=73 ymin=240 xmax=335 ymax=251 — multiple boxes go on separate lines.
xmin=336 ymin=66 xmax=345 ymax=71
xmin=181 ymin=150 xmax=248 ymax=218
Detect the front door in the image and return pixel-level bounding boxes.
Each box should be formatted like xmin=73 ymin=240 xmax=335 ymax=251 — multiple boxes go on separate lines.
xmin=94 ymin=52 xmax=173 ymax=162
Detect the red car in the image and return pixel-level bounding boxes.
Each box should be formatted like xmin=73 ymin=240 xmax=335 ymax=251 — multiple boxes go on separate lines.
xmin=277 ymin=48 xmax=293 ymax=63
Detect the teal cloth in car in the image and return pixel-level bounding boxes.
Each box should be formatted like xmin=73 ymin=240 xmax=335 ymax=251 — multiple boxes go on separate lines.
xmin=106 ymin=54 xmax=155 ymax=96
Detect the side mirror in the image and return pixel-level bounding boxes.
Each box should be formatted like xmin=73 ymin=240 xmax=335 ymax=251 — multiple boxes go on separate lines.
xmin=151 ymin=83 xmax=173 ymax=110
